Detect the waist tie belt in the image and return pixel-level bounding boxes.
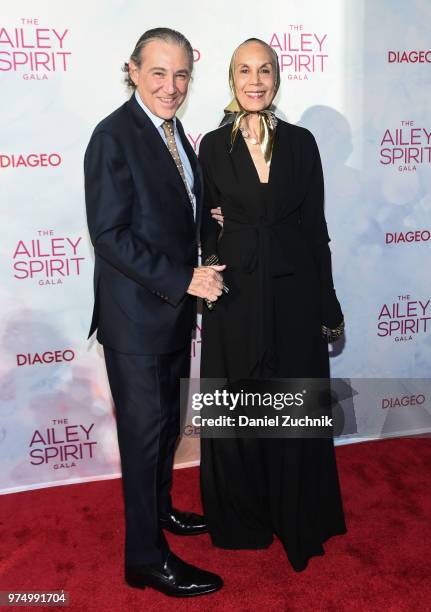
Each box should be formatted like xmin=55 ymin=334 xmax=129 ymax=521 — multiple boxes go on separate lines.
xmin=221 ymin=214 xmax=298 ymax=378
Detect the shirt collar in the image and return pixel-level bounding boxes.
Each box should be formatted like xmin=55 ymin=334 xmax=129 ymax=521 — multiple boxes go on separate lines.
xmin=134 ymin=90 xmax=177 ymax=131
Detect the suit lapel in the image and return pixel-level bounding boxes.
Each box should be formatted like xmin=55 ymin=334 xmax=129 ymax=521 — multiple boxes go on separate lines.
xmin=127 ymin=95 xmax=195 ymax=220
xmin=267 ymin=121 xmax=308 ymax=217
xmin=225 ymin=119 xmax=308 ymax=220
xmin=227 ymin=128 xmax=268 ymax=219
xmin=267 ymin=122 xmax=292 ymax=207
xmin=176 ymin=118 xmax=203 ymax=227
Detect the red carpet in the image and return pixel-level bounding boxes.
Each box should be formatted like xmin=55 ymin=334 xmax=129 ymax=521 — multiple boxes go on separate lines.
xmin=1 ymin=438 xmax=430 ymax=611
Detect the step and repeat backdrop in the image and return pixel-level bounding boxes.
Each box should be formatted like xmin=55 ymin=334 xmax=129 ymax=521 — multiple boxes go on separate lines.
xmin=1 ymin=0 xmax=430 ymax=493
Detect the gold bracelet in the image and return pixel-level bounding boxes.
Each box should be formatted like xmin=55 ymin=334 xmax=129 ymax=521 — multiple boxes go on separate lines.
xmin=321 ymin=318 xmax=345 ymax=342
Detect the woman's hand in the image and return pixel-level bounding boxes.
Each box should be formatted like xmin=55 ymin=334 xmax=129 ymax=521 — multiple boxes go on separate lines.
xmin=211 ymin=207 xmax=224 ymax=227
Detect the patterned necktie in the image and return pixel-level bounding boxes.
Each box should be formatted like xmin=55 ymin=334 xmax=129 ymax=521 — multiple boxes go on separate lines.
xmin=161 ymin=120 xmax=194 ymax=211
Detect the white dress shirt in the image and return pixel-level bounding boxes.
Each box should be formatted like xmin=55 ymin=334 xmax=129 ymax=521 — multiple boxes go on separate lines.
xmin=135 ymin=90 xmax=196 ymax=218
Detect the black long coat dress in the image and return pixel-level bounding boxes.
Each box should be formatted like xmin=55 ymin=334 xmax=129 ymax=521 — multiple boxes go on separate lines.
xmin=199 ymin=119 xmax=346 ymax=572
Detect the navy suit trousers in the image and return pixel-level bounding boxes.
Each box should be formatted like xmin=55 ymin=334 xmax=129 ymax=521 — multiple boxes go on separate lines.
xmin=104 ymin=344 xmax=191 ymax=566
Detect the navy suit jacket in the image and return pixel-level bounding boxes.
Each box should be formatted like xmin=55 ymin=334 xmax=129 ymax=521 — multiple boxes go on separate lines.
xmin=84 ymin=94 xmax=202 ymax=354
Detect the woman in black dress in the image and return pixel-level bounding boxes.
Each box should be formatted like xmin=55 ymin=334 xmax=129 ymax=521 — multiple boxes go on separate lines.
xmin=199 ymin=38 xmax=346 ymax=572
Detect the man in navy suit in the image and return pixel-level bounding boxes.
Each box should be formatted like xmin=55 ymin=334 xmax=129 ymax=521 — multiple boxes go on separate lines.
xmin=84 ymin=28 xmax=224 ymax=597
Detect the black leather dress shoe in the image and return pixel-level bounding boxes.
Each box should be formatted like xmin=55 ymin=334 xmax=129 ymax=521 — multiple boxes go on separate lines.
xmin=125 ymin=551 xmax=223 ymax=597
xmin=159 ymin=508 xmax=208 ymax=535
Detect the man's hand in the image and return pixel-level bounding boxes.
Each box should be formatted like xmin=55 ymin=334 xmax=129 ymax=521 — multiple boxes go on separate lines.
xmin=211 ymin=207 xmax=224 ymax=227
xmin=187 ymin=265 xmax=226 ymax=301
